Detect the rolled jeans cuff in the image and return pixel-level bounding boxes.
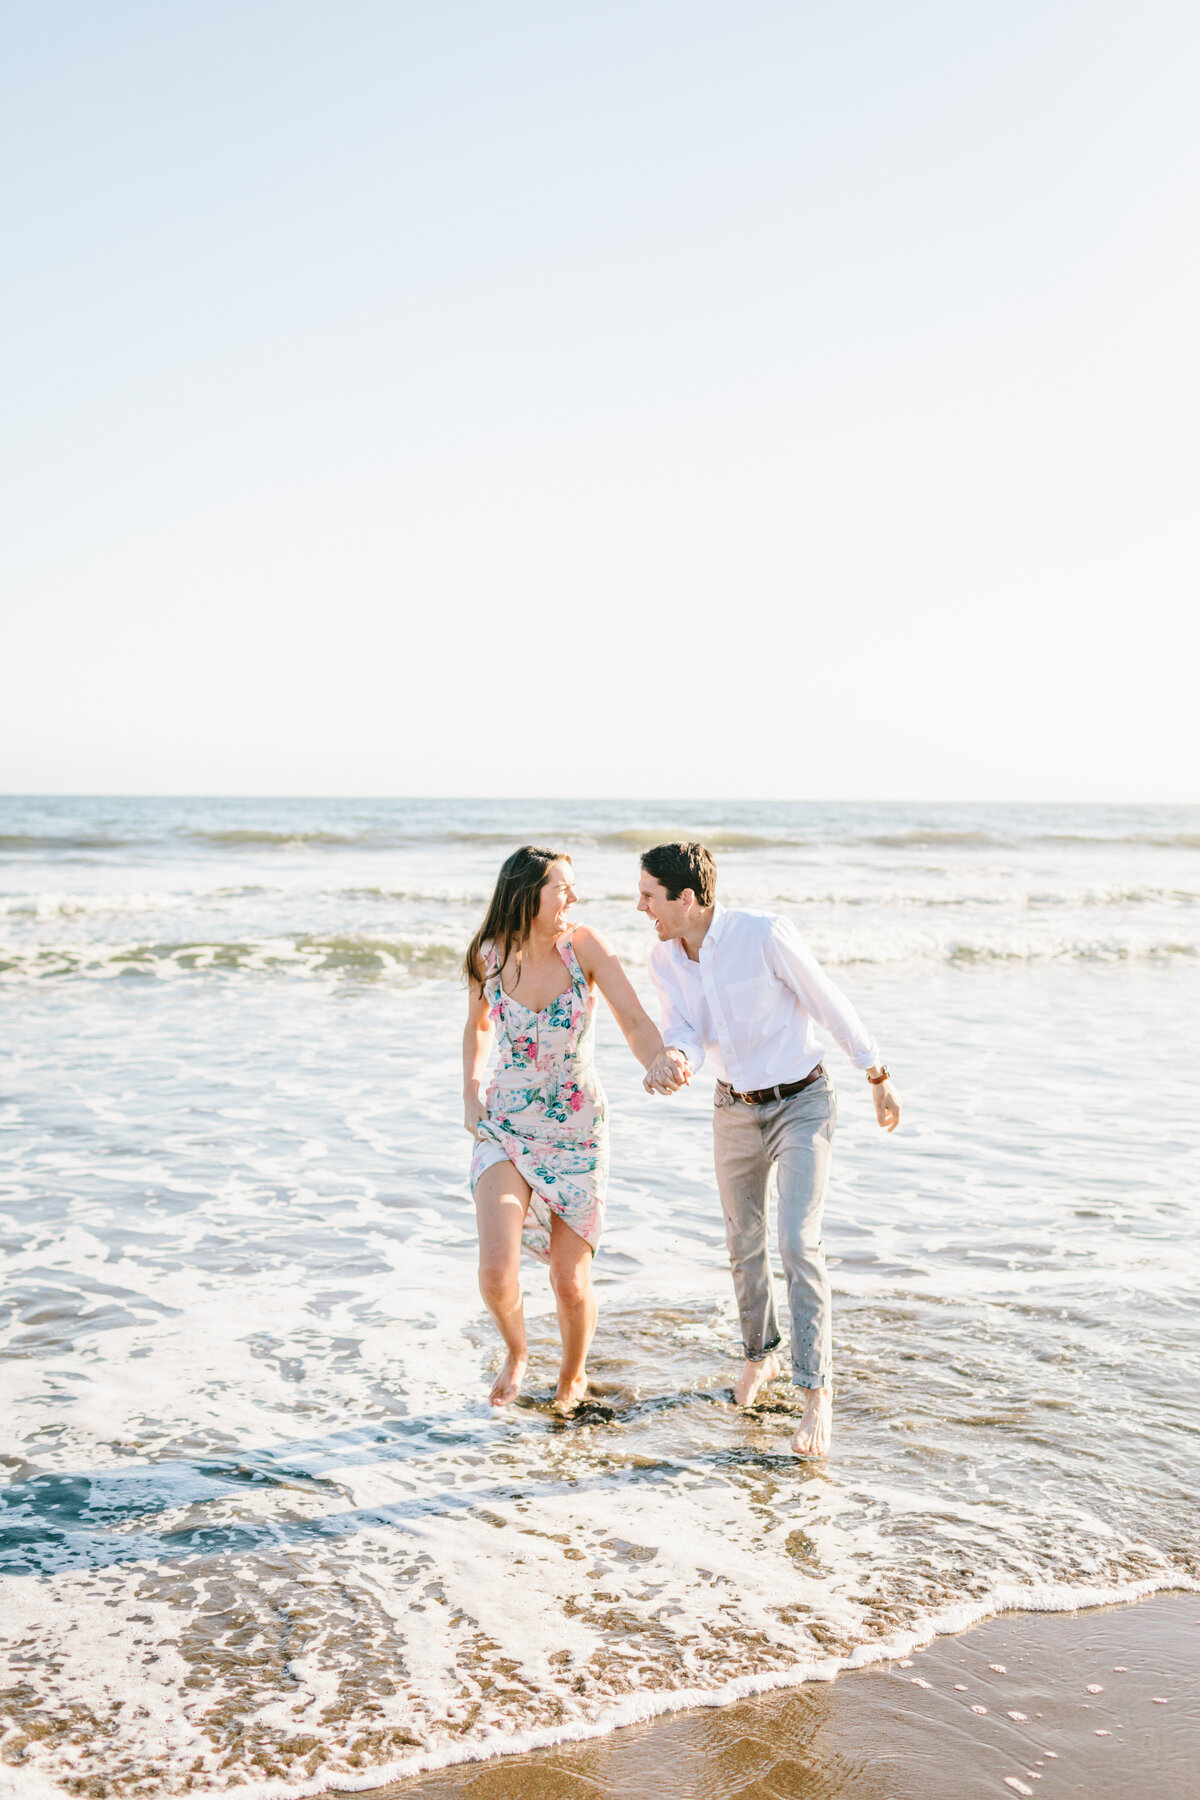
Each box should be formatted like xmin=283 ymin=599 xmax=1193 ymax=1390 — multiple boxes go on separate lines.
xmin=794 ymin=1367 xmax=831 ymax=1389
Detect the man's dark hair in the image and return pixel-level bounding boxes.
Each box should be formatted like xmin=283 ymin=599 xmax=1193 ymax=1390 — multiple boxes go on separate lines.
xmin=640 ymin=841 xmax=717 ymax=907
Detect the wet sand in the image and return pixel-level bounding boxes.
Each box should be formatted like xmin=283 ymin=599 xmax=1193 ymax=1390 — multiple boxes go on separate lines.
xmin=344 ymin=1591 xmax=1199 ymax=1799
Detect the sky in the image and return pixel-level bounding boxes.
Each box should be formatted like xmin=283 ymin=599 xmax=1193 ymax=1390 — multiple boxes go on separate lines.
xmin=2 ymin=1 xmax=1198 ymax=802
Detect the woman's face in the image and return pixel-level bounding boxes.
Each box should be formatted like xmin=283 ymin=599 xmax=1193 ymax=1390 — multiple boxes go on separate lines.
xmin=537 ymin=859 xmax=577 ymax=933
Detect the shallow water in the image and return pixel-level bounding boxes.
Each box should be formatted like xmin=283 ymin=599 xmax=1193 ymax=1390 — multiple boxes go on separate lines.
xmin=1 ymin=798 xmax=1197 ymax=1796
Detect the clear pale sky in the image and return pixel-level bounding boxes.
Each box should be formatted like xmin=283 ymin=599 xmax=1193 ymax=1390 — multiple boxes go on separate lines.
xmin=3 ymin=2 xmax=1197 ymax=801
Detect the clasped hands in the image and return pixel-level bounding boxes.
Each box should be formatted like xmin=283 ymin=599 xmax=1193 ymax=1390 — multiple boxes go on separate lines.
xmin=643 ymin=1047 xmax=691 ymax=1095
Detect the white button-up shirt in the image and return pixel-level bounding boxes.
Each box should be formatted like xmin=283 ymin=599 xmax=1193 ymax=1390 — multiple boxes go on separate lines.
xmin=648 ymin=903 xmax=881 ymax=1089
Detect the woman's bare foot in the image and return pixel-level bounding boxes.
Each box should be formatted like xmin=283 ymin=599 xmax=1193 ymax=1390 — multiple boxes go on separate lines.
xmin=489 ymin=1352 xmax=527 ymax=1407
xmin=553 ymin=1370 xmax=588 ymax=1414
xmin=790 ymin=1385 xmax=832 ymax=1458
xmin=734 ymin=1351 xmax=781 ymax=1407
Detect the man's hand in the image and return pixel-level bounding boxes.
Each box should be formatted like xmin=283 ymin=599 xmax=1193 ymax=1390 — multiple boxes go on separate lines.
xmin=644 ymin=1047 xmax=691 ymax=1095
xmin=464 ymin=1087 xmax=487 ymax=1138
xmin=869 ymin=1075 xmax=900 ymax=1132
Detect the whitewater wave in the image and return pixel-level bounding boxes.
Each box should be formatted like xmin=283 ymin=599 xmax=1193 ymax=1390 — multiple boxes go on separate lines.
xmin=0 ymin=833 xmax=135 ymax=853
xmin=0 ymin=935 xmax=464 ymax=983
xmin=7 ymin=822 xmax=1200 ymax=858
xmin=174 ymin=825 xmax=1022 ymax=854
xmin=1 ymin=929 xmax=1196 ymax=983
xmin=1038 ymin=832 xmax=1200 ymax=850
xmin=0 ymin=887 xmax=271 ymax=920
xmin=4 ymin=883 xmax=1196 ymax=925
xmin=811 ymin=932 xmax=1200 ymax=966
xmin=136 ymin=1573 xmax=1200 ymax=1800
xmin=184 ymin=829 xmax=367 ymax=848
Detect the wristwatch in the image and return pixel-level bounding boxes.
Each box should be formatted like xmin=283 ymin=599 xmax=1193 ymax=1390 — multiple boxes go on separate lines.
xmin=867 ymin=1065 xmax=890 ymax=1085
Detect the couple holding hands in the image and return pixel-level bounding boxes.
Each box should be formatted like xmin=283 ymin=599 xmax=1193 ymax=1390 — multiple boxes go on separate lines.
xmin=462 ymin=841 xmax=899 ymax=1459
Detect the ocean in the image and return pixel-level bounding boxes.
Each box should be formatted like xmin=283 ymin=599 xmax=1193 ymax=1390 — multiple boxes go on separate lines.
xmin=1 ymin=796 xmax=1197 ymax=1796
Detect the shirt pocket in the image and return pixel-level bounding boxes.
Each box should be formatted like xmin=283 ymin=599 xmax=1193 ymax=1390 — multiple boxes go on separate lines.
xmin=723 ymin=976 xmax=771 ymax=1029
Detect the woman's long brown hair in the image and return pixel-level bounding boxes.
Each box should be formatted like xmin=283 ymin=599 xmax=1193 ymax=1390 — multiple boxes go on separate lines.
xmin=463 ymin=845 xmax=570 ymax=995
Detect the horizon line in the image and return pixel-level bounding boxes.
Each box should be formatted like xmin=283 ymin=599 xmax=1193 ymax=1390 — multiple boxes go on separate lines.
xmin=0 ymin=792 xmax=1197 ymax=809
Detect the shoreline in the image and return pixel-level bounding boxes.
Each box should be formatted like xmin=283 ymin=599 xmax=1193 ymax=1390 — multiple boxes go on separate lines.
xmin=336 ymin=1589 xmax=1200 ymax=1800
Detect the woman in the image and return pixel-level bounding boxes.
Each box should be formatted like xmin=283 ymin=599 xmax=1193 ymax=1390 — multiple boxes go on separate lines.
xmin=463 ymin=845 xmax=667 ymax=1413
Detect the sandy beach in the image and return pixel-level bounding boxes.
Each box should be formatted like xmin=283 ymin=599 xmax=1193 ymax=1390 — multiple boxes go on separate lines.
xmin=352 ymin=1592 xmax=1200 ymax=1798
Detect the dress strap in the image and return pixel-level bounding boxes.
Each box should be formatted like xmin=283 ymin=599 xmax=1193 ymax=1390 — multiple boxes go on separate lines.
xmin=558 ymin=929 xmax=587 ymax=990
xmin=481 ymin=941 xmax=503 ymax=1008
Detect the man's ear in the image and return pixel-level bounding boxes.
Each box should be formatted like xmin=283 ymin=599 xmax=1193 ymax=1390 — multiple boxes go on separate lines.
xmin=680 ymin=888 xmax=697 ymax=910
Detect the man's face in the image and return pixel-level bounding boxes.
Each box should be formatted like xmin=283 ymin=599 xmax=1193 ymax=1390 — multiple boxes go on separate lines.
xmin=637 ymin=869 xmax=692 ymax=941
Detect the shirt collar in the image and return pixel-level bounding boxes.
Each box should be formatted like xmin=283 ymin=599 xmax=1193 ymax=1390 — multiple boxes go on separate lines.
xmin=701 ymin=901 xmax=727 ymax=955
xmin=670 ymin=900 xmax=725 ymax=964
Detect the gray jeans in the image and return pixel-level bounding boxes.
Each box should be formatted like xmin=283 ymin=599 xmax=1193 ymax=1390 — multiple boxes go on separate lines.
xmin=712 ymin=1070 xmax=837 ymax=1389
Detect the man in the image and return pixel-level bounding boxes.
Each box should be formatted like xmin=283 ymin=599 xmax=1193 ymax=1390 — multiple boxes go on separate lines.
xmin=639 ymin=841 xmax=899 ymax=1458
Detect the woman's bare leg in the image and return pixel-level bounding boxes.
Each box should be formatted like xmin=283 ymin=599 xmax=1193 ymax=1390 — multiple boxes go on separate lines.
xmin=474 ymin=1160 xmax=531 ymax=1405
xmin=548 ymin=1212 xmax=596 ymax=1413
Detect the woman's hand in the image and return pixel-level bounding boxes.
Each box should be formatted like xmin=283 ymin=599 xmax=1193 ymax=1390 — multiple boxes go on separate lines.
xmin=644 ymin=1047 xmax=691 ymax=1094
xmin=464 ymin=1087 xmax=487 ymax=1139
xmin=463 ymin=985 xmax=493 ymax=1138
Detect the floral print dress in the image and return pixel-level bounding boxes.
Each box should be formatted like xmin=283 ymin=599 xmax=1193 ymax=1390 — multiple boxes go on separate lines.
xmin=470 ymin=932 xmax=608 ymax=1262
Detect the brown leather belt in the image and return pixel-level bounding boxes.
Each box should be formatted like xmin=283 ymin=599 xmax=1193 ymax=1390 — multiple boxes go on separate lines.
xmin=717 ymin=1064 xmax=825 ymax=1106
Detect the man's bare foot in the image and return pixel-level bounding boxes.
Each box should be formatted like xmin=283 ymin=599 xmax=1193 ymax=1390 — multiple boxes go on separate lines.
xmin=790 ymin=1385 xmax=832 ymax=1458
xmin=489 ymin=1353 xmax=527 ymax=1407
xmin=733 ymin=1352 xmax=781 ymax=1407
xmin=553 ymin=1370 xmax=588 ymax=1414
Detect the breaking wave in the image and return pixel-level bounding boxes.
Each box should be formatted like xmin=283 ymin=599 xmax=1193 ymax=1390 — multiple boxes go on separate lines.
xmin=1 ymin=930 xmax=1196 ymax=984
xmin=184 ymin=829 xmax=367 ymax=848
xmin=6 ymin=815 xmax=1200 ymax=858
xmin=4 ymin=883 xmax=1197 ymax=925
xmin=0 ymin=936 xmax=464 ymax=983
xmin=0 ymin=833 xmax=135 ymax=852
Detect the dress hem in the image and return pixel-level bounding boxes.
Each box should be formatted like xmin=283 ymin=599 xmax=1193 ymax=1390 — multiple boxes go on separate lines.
xmin=471 ymin=1135 xmax=603 ymax=1262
